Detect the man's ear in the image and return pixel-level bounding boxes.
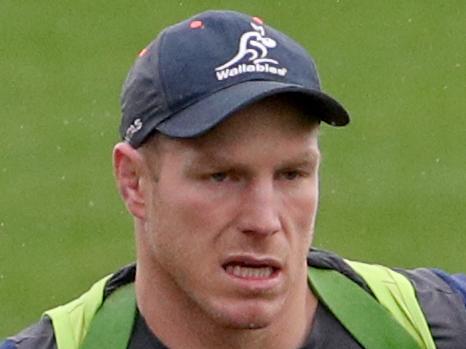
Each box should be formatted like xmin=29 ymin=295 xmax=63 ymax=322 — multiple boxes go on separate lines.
xmin=113 ymin=142 xmax=147 ymax=220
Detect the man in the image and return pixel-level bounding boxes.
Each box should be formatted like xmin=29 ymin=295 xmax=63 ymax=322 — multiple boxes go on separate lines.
xmin=2 ymin=9 xmax=466 ymax=349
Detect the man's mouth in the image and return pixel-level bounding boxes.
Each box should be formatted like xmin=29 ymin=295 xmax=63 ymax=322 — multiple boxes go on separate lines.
xmin=222 ymin=257 xmax=281 ymax=280
xmin=225 ymin=264 xmax=274 ymax=279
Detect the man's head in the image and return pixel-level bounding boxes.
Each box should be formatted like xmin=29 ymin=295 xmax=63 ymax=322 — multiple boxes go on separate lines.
xmin=113 ymin=9 xmax=349 ymax=345
xmin=114 ymin=94 xmax=321 ymax=332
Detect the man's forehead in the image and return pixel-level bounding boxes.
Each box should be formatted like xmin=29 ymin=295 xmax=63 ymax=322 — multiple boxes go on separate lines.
xmin=161 ymin=112 xmax=319 ymax=164
xmin=140 ymin=95 xmax=320 ymax=159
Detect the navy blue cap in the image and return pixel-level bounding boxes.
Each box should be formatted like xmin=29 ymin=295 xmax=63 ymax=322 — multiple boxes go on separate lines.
xmin=120 ymin=10 xmax=350 ymax=147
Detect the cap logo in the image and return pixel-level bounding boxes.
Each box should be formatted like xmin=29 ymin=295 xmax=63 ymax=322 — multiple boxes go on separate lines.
xmin=215 ymin=22 xmax=287 ymax=81
xmin=124 ymin=118 xmax=143 ymax=142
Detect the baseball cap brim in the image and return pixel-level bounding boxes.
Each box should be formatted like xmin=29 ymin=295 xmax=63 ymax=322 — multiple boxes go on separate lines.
xmin=155 ymin=80 xmax=350 ymax=138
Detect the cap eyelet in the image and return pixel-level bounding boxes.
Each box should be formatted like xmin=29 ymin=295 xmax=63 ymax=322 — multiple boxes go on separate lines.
xmin=190 ymin=20 xmax=204 ymax=29
xmin=138 ymin=47 xmax=148 ymax=57
xmin=252 ymin=16 xmax=264 ymax=24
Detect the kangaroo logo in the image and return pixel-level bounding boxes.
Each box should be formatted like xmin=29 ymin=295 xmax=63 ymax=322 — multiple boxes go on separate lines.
xmin=216 ymin=22 xmax=278 ymax=70
xmin=215 ymin=22 xmax=287 ymax=81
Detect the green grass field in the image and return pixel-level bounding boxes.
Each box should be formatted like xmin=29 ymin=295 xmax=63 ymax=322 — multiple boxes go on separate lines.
xmin=1 ymin=0 xmax=465 ymax=337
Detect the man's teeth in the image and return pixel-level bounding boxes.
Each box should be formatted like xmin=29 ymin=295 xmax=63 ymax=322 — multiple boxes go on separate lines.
xmin=225 ymin=265 xmax=273 ymax=278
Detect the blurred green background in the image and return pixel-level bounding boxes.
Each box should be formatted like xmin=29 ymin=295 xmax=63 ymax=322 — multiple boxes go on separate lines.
xmin=1 ymin=0 xmax=464 ymax=337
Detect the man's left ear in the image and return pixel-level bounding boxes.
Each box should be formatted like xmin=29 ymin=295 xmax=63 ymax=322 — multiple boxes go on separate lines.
xmin=113 ymin=142 xmax=147 ymax=219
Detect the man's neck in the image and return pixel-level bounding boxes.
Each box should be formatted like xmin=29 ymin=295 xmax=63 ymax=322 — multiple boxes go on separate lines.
xmin=135 ymin=260 xmax=318 ymax=349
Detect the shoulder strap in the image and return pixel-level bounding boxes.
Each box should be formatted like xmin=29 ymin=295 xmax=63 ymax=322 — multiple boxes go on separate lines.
xmin=48 ymin=264 xmax=434 ymax=349
xmin=45 ymin=275 xmax=113 ymax=349
xmin=80 ymin=283 xmax=136 ymax=349
xmin=345 ymin=260 xmax=436 ymax=349
xmin=308 ymin=267 xmax=423 ymax=349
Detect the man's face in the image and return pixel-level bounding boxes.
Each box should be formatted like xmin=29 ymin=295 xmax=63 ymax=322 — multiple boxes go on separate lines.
xmin=139 ymin=97 xmax=320 ymax=330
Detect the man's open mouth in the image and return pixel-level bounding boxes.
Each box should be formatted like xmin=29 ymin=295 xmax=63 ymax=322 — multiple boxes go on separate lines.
xmin=225 ymin=264 xmax=275 ymax=279
xmin=222 ymin=257 xmax=281 ymax=280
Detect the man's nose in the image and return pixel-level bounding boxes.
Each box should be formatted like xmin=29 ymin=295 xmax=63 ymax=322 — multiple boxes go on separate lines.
xmin=236 ymin=180 xmax=281 ymax=236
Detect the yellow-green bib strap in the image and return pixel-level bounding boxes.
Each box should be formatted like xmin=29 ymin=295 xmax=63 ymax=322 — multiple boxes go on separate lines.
xmin=346 ymin=260 xmax=436 ymax=349
xmin=45 ymin=263 xmax=436 ymax=349
xmin=44 ymin=274 xmax=112 ymax=349
xmin=309 ymin=267 xmax=423 ymax=349
xmin=80 ymin=283 xmax=136 ymax=349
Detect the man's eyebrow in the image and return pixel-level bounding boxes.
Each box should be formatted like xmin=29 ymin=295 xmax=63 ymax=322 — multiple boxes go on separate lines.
xmin=184 ymin=151 xmax=242 ymax=169
xmin=277 ymin=150 xmax=321 ymax=168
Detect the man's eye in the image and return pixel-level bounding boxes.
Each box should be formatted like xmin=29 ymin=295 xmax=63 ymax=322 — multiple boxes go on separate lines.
xmin=210 ymin=172 xmax=228 ymax=182
xmin=281 ymin=171 xmax=300 ymax=180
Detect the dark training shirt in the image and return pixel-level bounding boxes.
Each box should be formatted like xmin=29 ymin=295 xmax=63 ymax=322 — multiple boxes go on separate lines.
xmin=3 ymin=250 xmax=466 ymax=349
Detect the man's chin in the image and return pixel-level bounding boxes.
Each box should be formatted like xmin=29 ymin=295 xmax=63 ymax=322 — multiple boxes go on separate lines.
xmin=210 ymin=301 xmax=280 ymax=331
xmin=222 ymin=317 xmax=271 ymax=330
